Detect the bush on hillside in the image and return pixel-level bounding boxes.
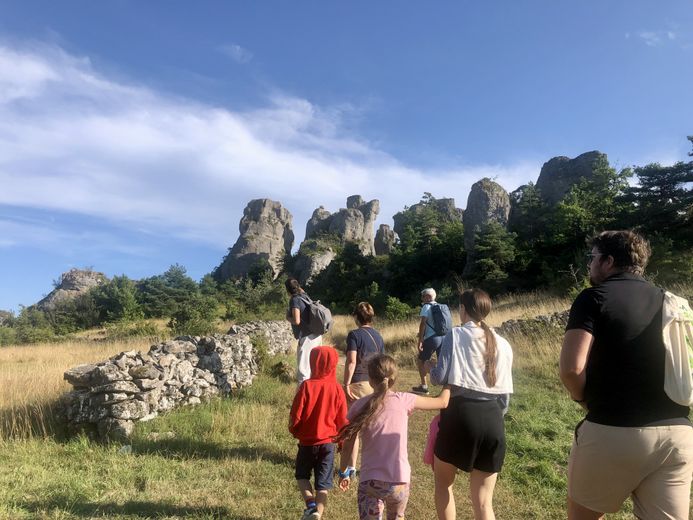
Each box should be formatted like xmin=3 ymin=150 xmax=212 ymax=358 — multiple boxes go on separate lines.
xmin=384 ymin=296 xmax=416 ymax=322
xmin=168 ymin=294 xmax=218 ymax=336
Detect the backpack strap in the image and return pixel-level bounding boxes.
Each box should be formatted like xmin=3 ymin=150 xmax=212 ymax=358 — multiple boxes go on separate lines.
xmin=362 ymin=327 xmax=380 ymax=351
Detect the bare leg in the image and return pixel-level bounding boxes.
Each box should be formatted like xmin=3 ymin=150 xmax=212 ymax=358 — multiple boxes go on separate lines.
xmin=416 ymin=358 xmax=427 ymax=386
xmin=568 ymin=497 xmax=604 ymax=520
xmin=434 ymin=456 xmax=457 ymax=520
xmin=469 ymin=470 xmax=497 ymax=520
xmin=298 ymin=479 xmax=315 ymax=506
xmin=316 ymin=490 xmax=328 ymax=517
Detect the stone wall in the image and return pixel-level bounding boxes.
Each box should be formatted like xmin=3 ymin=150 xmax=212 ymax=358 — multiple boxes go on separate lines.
xmin=496 ymin=310 xmax=569 ymax=338
xmin=62 ymin=321 xmax=295 ymax=441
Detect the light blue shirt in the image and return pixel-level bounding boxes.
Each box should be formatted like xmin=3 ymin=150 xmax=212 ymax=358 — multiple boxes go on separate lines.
xmin=420 ymin=302 xmax=437 ymax=340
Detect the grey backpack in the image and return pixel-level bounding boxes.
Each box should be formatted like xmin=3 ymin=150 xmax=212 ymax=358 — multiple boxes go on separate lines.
xmin=299 ymin=295 xmax=333 ymax=336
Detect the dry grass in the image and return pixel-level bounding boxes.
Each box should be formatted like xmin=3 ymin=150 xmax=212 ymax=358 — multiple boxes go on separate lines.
xmin=0 ymin=338 xmax=153 ymax=439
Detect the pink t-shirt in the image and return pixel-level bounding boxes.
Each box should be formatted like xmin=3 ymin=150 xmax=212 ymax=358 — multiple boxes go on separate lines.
xmin=348 ymin=391 xmax=417 ymax=483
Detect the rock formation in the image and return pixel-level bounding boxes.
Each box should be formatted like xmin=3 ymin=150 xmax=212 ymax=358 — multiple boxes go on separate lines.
xmin=462 ymin=179 xmax=511 ymax=276
xmin=295 ymin=195 xmax=379 ymax=284
xmin=392 ymin=198 xmax=463 ymax=238
xmin=535 ymin=151 xmax=607 ymax=205
xmin=36 ymin=269 xmax=107 ymax=311
xmin=0 ymin=310 xmax=12 ymax=326
xmin=374 ymin=224 xmax=397 ymax=256
xmin=63 ymin=321 xmax=294 ymax=441
xmin=215 ymin=199 xmax=294 ymax=280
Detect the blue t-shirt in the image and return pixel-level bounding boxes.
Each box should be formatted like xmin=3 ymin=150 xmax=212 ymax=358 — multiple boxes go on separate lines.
xmin=346 ymin=327 xmax=385 ymax=383
xmin=420 ymin=302 xmax=437 ymax=340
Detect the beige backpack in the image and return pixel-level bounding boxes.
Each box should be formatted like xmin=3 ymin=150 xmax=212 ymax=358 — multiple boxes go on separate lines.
xmin=662 ymin=291 xmax=693 ymax=406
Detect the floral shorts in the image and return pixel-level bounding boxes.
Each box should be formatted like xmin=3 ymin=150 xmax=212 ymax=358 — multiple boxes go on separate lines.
xmin=357 ymin=479 xmax=410 ymax=520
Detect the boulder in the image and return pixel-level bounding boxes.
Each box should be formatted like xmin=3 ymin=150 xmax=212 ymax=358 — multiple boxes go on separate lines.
xmin=462 ymin=179 xmax=511 ymax=276
xmin=36 ymin=269 xmax=107 ymax=311
xmin=214 ymin=199 xmax=294 ymax=280
xmin=535 ymin=151 xmax=607 ymax=206
xmin=374 ymin=224 xmax=397 ymax=256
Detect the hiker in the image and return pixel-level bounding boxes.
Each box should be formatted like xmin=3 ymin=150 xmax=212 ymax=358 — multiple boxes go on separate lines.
xmin=341 ymin=302 xmax=385 ymax=475
xmin=286 ymin=278 xmax=323 ymax=383
xmin=413 ymin=288 xmax=451 ymax=394
xmin=289 ymin=346 xmax=348 ymax=520
xmin=560 ymin=230 xmax=692 ymax=520
xmin=427 ymin=288 xmax=513 ymax=520
xmin=337 ymin=354 xmax=450 ymax=520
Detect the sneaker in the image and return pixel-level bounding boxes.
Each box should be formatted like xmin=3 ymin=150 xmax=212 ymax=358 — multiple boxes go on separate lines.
xmin=411 ymin=384 xmax=429 ymax=395
xmin=301 ymin=507 xmax=320 ymax=520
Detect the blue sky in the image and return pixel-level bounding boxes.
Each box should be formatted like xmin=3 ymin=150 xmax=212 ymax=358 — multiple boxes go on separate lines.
xmin=1 ymin=1 xmax=692 ymax=312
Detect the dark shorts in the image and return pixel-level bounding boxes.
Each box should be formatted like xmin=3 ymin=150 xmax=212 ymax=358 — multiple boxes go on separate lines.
xmin=295 ymin=443 xmax=335 ymax=490
xmin=418 ymin=335 xmax=443 ymax=361
xmin=434 ymin=396 xmax=506 ymax=473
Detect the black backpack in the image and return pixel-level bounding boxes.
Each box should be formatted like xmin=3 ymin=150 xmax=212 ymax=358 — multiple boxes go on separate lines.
xmin=428 ymin=303 xmax=452 ymax=336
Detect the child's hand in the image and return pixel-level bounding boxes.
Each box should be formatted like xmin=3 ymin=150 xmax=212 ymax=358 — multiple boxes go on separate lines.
xmin=339 ymin=477 xmax=351 ymax=491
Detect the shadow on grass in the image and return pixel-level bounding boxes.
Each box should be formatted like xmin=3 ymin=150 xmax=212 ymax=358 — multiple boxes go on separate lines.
xmin=133 ymin=438 xmax=294 ymax=466
xmin=18 ymin=498 xmax=256 ymax=519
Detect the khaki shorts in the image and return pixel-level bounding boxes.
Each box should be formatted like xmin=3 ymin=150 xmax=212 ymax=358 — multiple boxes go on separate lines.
xmin=568 ymin=420 xmax=693 ymax=518
xmin=347 ymin=381 xmax=374 ymax=404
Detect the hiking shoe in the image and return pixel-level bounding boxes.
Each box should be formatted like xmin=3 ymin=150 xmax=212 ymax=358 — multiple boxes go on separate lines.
xmin=301 ymin=507 xmax=320 ymax=520
xmin=411 ymin=385 xmax=429 ymax=395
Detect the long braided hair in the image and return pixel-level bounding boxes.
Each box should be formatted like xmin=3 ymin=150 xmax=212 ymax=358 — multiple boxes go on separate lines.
xmin=335 ymin=354 xmax=397 ymax=443
xmin=460 ymin=288 xmax=498 ymax=387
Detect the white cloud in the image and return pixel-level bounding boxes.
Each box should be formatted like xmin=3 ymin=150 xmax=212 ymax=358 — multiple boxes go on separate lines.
xmin=0 ymin=41 xmax=540 ymax=254
xmin=638 ymin=31 xmax=661 ymax=47
xmin=218 ymin=43 xmax=253 ymax=64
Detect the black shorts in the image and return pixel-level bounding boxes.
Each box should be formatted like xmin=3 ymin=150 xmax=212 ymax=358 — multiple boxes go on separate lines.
xmin=418 ymin=335 xmax=443 ymax=361
xmin=434 ymin=396 xmax=506 ymax=473
xmin=295 ymin=443 xmax=335 ymax=490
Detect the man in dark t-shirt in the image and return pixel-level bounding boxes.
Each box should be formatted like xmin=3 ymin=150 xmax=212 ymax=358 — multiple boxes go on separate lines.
xmin=559 ymin=230 xmax=692 ymax=520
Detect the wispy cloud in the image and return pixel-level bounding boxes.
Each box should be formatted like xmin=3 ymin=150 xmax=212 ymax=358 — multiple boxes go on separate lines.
xmin=218 ymin=43 xmax=253 ymax=64
xmin=0 ymin=41 xmax=539 ymax=255
xmin=638 ymin=31 xmax=661 ymax=47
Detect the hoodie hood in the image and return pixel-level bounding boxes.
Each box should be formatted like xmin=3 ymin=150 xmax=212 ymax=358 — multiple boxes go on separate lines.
xmin=309 ymin=346 xmax=338 ymax=380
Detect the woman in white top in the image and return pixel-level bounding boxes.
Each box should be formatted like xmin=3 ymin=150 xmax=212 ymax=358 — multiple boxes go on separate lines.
xmin=427 ymin=288 xmax=513 ymax=520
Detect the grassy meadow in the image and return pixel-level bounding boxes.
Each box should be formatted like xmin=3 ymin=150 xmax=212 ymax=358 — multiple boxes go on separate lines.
xmin=0 ymin=291 xmax=671 ymax=519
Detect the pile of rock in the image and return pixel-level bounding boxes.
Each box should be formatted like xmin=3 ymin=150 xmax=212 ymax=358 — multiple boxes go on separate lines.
xmin=227 ymin=320 xmax=295 ymax=355
xmin=496 ymin=310 xmax=570 ymax=338
xmin=63 ymin=333 xmax=256 ymax=441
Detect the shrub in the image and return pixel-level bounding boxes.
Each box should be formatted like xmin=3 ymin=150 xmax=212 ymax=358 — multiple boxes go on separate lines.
xmin=384 ymin=296 xmax=415 ymax=321
xmin=104 ymin=320 xmax=163 ymax=341
xmin=0 ymin=326 xmax=16 ymax=346
xmin=168 ymin=294 xmax=218 ymax=336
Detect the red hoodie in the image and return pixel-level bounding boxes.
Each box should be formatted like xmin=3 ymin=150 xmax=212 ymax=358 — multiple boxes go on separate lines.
xmin=289 ymin=346 xmax=348 ymax=446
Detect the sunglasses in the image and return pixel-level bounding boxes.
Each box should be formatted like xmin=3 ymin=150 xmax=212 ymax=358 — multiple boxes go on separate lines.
xmin=585 ymin=253 xmax=603 ymax=264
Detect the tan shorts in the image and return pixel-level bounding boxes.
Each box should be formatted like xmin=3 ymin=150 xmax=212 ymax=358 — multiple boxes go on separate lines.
xmin=347 ymin=381 xmax=374 ymax=404
xmin=568 ymin=420 xmax=693 ymax=518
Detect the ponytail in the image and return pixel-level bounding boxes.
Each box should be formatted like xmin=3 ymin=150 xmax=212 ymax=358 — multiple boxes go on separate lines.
xmin=335 ymin=355 xmax=397 ymax=443
xmin=460 ymin=288 xmax=498 ymax=387
xmin=479 ymin=320 xmax=498 ymax=387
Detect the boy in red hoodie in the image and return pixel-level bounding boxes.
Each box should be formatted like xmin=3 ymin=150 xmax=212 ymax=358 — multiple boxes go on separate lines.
xmin=289 ymin=346 xmax=348 ymax=520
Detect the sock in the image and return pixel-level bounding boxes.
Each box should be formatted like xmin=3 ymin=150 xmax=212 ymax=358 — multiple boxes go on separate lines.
xmin=305 ymin=498 xmax=316 ymax=509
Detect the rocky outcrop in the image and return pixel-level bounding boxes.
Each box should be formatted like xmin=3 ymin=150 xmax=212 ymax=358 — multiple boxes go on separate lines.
xmin=227 ymin=320 xmax=295 ymax=355
xmin=215 ymin=199 xmax=294 ymax=280
xmin=535 ymin=151 xmax=607 ymax=206
xmin=0 ymin=310 xmax=12 ymax=326
xmin=62 ymin=321 xmax=295 ymax=441
xmin=295 ymin=195 xmax=379 ymax=284
xmin=374 ymin=224 xmax=397 ymax=256
xmin=392 ymin=198 xmax=463 ymax=238
xmin=462 ymin=179 xmax=511 ymax=276
xmin=36 ymin=269 xmax=107 ymax=310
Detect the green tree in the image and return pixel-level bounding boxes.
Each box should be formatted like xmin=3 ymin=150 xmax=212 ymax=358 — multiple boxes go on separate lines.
xmin=137 ymin=264 xmax=199 ymax=318
xmin=92 ymin=275 xmax=143 ymax=323
xmin=470 ymin=222 xmax=517 ymax=292
xmin=168 ymin=293 xmax=218 ymax=336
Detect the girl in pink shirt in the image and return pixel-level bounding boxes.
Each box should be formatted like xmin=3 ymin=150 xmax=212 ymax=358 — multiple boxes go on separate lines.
xmin=337 ymin=354 xmax=450 ymax=520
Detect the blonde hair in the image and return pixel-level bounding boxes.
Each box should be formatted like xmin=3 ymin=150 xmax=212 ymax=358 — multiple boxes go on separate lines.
xmin=335 ymin=354 xmax=397 ymax=443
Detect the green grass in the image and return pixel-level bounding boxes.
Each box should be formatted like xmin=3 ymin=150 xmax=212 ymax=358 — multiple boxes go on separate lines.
xmin=0 ymin=347 xmax=645 ymax=520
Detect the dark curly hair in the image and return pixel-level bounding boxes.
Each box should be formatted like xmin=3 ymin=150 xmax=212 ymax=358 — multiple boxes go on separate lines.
xmin=589 ymin=230 xmax=651 ymax=275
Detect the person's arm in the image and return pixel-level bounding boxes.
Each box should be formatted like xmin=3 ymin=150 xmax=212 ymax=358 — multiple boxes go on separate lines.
xmin=559 ymin=329 xmax=594 ymax=406
xmin=288 ymin=307 xmax=301 ymax=326
xmin=343 ymin=350 xmax=357 ymax=399
xmin=338 ymin=435 xmax=357 ymax=491
xmin=417 ymin=316 xmax=427 ymax=352
xmin=413 ymin=387 xmax=451 ymax=410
